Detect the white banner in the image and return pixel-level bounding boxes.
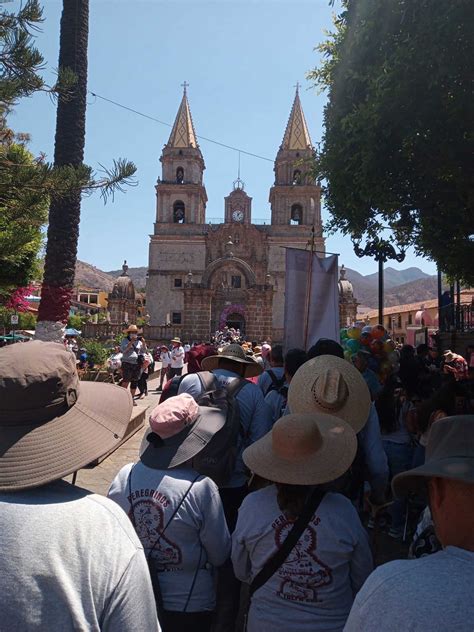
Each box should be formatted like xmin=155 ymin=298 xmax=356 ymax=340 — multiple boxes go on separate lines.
xmin=284 ymin=249 xmax=339 ymax=351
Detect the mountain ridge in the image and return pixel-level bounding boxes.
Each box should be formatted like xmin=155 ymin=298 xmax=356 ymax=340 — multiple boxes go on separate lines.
xmin=74 ymin=260 xmax=437 ymax=309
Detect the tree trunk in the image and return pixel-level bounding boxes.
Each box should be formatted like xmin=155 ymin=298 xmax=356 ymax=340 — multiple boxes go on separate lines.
xmin=36 ymin=0 xmax=89 ymax=341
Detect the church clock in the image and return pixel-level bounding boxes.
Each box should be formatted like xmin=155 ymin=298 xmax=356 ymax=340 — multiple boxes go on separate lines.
xmin=232 ymin=209 xmax=244 ymax=223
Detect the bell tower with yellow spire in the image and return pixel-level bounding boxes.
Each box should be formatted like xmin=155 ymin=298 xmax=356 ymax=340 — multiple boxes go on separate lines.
xmin=269 ymin=85 xmax=321 ymax=230
xmin=155 ymin=82 xmax=207 ymax=225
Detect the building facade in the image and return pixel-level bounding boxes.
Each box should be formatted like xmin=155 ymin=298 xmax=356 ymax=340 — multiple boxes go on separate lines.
xmin=146 ymin=86 xmax=325 ymax=343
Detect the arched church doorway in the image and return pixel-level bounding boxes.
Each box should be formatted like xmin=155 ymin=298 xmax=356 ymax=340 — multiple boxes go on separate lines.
xmin=226 ymin=312 xmax=245 ymax=334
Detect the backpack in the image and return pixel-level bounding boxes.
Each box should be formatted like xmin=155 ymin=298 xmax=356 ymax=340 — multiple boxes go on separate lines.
xmin=192 ymin=372 xmax=248 ymax=487
xmin=330 ymin=434 xmax=366 ymax=501
xmin=159 ymin=371 xmax=248 ymax=487
xmin=264 ymin=369 xmax=286 ymax=396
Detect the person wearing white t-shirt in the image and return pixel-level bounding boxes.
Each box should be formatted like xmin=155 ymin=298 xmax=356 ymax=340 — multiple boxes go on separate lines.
xmin=170 ymin=338 xmax=185 ymax=378
xmin=158 ymin=345 xmax=171 ymax=390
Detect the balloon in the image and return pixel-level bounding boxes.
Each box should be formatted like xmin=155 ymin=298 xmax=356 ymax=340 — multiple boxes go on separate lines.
xmin=360 ymin=332 xmax=372 ymax=346
xmin=344 ymin=350 xmax=353 ymax=362
xmin=371 ymin=325 xmax=386 ymax=340
xmin=340 ymin=328 xmax=348 ymax=340
xmin=347 ymin=327 xmax=361 ymax=340
xmin=383 ymin=339 xmax=396 ymax=354
xmin=362 ymin=325 xmax=372 ymax=334
xmin=346 ymin=339 xmax=360 ymax=353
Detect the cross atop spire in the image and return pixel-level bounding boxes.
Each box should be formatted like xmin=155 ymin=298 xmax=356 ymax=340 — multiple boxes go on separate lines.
xmin=280 ymin=86 xmax=313 ymax=151
xmin=167 ymin=84 xmax=198 ymax=149
xmin=293 ymin=81 xmax=301 ymax=93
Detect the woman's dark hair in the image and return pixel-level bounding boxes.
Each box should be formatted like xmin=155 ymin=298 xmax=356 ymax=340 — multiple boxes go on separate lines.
xmin=284 ymin=348 xmax=308 ymax=378
xmin=416 ymin=381 xmax=457 ymax=434
xmin=276 ymin=483 xmax=311 ymax=520
xmin=375 ymin=375 xmax=402 ymax=435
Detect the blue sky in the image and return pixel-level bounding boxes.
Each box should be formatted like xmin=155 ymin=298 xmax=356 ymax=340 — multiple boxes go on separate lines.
xmin=10 ymin=0 xmax=437 ymax=275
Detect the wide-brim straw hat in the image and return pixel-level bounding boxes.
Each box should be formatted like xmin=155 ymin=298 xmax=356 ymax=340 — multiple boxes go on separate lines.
xmin=243 ymin=412 xmax=357 ymax=485
xmin=0 ymin=341 xmax=132 ymax=491
xmin=392 ymin=415 xmax=474 ymax=498
xmin=124 ymin=324 xmax=139 ymax=333
xmin=201 ymin=343 xmax=262 ymax=378
xmin=171 ymin=337 xmax=182 ymax=344
xmin=287 ymin=355 xmax=371 ymax=433
xmin=140 ymin=403 xmax=226 ymax=470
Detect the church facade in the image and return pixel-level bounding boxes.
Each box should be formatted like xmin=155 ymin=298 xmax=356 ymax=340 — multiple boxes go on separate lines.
xmin=146 ymin=87 xmax=329 ymax=343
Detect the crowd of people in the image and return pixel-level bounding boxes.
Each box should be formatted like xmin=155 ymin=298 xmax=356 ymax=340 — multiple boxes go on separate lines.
xmin=0 ymin=329 xmax=473 ymax=631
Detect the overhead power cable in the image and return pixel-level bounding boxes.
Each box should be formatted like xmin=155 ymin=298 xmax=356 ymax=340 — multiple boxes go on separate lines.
xmin=89 ymin=91 xmax=274 ymax=163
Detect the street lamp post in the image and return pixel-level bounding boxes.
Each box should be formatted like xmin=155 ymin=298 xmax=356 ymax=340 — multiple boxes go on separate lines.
xmin=353 ymin=237 xmax=406 ymax=326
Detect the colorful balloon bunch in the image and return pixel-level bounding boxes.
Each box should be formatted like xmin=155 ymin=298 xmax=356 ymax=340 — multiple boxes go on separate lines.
xmin=340 ymin=324 xmax=399 ymax=383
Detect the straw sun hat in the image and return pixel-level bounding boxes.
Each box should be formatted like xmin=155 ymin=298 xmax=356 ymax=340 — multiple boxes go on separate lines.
xmin=287 ymin=355 xmax=371 ymax=433
xmin=243 ymin=413 xmax=357 ymax=485
xmin=201 ymin=343 xmax=262 ymax=378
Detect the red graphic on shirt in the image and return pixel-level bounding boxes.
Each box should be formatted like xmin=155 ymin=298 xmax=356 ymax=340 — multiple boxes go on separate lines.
xmin=130 ymin=499 xmax=182 ymax=570
xmin=273 ymin=517 xmax=332 ymax=603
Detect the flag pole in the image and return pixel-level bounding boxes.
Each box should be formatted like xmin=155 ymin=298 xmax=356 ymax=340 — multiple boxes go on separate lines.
xmin=303 ymin=226 xmax=316 ymax=350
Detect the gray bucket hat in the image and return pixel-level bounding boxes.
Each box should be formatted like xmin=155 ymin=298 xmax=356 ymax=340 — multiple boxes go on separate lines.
xmin=139 ymin=394 xmax=226 ymax=470
xmin=392 ymin=415 xmax=474 ymax=498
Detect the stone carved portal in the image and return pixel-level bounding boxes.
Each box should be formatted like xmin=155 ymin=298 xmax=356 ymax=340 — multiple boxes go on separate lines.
xmin=218 ymin=303 xmax=246 ymax=332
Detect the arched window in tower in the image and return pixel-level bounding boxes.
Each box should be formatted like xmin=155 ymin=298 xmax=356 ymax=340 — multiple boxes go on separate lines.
xmin=176 ymin=167 xmax=184 ymax=184
xmin=290 ymin=203 xmax=303 ymax=225
xmin=173 ymin=200 xmax=185 ymax=223
xmin=292 ymin=169 xmax=302 ymax=185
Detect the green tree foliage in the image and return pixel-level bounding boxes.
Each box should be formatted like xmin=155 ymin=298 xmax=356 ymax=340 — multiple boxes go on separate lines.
xmin=309 ymin=0 xmax=474 ymax=284
xmin=0 ymin=0 xmax=136 ymax=301
xmin=0 ymin=143 xmax=48 ymax=294
xmin=83 ymin=339 xmax=108 ymax=366
xmin=67 ymin=313 xmax=84 ymax=330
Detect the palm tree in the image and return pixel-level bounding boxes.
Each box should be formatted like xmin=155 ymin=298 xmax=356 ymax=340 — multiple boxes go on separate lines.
xmin=36 ymin=0 xmax=89 ymax=341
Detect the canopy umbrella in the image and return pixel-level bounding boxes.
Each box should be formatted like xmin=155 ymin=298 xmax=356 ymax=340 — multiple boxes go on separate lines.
xmin=65 ymin=328 xmax=81 ymax=336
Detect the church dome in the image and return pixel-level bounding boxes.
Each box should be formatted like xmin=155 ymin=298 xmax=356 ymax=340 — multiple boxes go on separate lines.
xmin=110 ymin=261 xmax=136 ymax=300
xmin=338 ymin=265 xmax=354 ymax=298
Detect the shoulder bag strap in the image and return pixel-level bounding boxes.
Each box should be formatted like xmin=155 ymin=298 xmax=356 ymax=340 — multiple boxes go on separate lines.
xmin=225 ymin=376 xmax=248 ymax=398
xmin=249 ymin=487 xmax=325 ymax=598
xmin=128 ymin=466 xmax=201 ymax=560
xmin=197 ymin=370 xmax=217 ymax=393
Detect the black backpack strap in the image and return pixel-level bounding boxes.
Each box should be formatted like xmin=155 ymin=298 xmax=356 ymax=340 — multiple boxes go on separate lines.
xmin=249 ymin=487 xmax=325 ymax=598
xmin=225 ymin=376 xmax=248 ymax=398
xmin=197 ymin=370 xmax=217 ymax=393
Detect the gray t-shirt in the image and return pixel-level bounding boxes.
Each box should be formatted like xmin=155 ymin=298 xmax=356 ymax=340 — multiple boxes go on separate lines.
xmin=0 ymin=480 xmax=160 ymax=631
xmin=232 ymin=485 xmax=373 ymax=632
xmin=120 ymin=337 xmax=143 ymax=364
xmin=344 ymin=546 xmax=474 ymax=631
xmin=108 ymin=463 xmax=231 ymax=612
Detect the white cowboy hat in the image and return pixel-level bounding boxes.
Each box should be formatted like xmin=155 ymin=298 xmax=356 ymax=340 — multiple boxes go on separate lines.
xmin=243 ymin=413 xmax=357 ymax=485
xmin=287 ymin=355 xmax=371 ymax=433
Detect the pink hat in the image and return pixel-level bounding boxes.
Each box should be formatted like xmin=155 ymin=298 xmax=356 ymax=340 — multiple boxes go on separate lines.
xmin=149 ymin=394 xmax=199 ymax=439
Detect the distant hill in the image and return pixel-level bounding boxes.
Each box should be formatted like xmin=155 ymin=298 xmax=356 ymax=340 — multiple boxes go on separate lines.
xmin=74 ymin=258 xmax=437 ymax=309
xmin=106 ymin=266 xmax=148 ymax=291
xmin=364 ymin=266 xmax=431 ymax=289
xmin=342 ymin=266 xmax=437 ymax=308
xmin=74 ymin=261 xmax=115 ymax=291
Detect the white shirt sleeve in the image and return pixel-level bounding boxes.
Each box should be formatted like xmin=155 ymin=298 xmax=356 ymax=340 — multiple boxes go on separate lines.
xmin=231 ymin=500 xmax=253 ymax=584
xmin=178 ymin=374 xmax=203 ymax=400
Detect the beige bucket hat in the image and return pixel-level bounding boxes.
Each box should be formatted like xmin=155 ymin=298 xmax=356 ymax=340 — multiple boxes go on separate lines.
xmin=201 ymin=343 xmax=262 ymax=378
xmin=0 ymin=341 xmax=133 ymax=491
xmin=392 ymin=415 xmax=474 ymax=498
xmin=243 ymin=413 xmax=357 ymax=485
xmin=287 ymin=355 xmax=371 ymax=433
